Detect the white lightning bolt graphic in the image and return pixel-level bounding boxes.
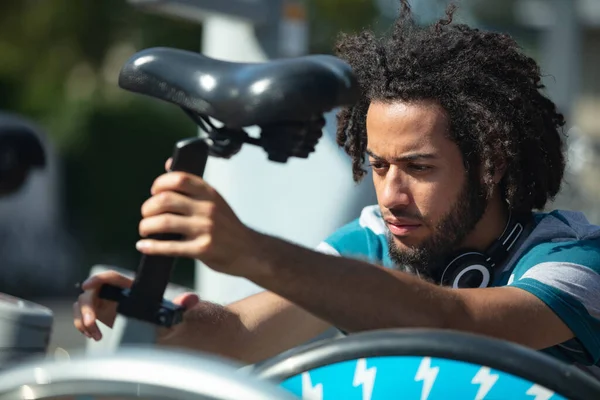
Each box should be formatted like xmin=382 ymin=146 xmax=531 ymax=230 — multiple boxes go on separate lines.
xmin=352 ymin=358 xmax=377 ymax=400
xmin=526 ymin=384 xmax=554 ymax=400
xmin=471 ymin=367 xmax=499 ymax=399
xmin=415 ymin=357 xmax=439 ymax=400
xmin=301 ymin=372 xmax=323 ymax=400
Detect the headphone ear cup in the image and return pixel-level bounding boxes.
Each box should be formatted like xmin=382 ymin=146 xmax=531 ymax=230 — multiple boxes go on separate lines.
xmin=441 ymin=252 xmax=494 ymax=288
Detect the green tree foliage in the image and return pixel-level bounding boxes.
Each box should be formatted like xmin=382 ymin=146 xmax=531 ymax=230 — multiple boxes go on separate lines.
xmin=0 ymin=0 xmax=535 ymax=294
xmin=0 ymin=1 xmax=203 ymax=289
xmin=0 ymin=0 xmax=381 ymax=292
xmin=308 ymin=0 xmax=379 ymax=53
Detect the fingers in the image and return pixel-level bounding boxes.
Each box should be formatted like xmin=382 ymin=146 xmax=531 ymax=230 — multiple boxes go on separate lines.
xmin=151 ymin=171 xmax=217 ymax=200
xmin=172 ymin=292 xmax=201 ymax=309
xmin=81 ymin=270 xmax=134 ymax=291
xmin=136 ymin=236 xmax=211 ymax=258
xmin=74 ymin=271 xmax=133 ymax=341
xmin=73 ymin=301 xmax=92 ymax=339
xmin=141 ymin=192 xmax=213 ymax=218
xmin=77 ymin=289 xmax=103 ymax=340
xmin=138 ymin=214 xmax=211 ymax=239
xmin=165 ymin=158 xmax=172 ymax=171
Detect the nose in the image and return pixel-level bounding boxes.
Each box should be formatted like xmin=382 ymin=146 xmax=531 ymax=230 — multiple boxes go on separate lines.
xmin=377 ymin=168 xmax=411 ymax=210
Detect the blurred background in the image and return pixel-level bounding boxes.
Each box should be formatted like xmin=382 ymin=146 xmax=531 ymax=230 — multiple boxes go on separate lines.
xmin=0 ymin=0 xmax=598 ymax=356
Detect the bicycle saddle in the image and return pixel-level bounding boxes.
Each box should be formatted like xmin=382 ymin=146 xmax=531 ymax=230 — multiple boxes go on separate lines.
xmin=118 ymin=47 xmax=360 ymax=128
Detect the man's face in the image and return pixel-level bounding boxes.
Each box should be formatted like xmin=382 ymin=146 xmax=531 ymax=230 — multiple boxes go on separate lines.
xmin=366 ymin=100 xmax=487 ymax=282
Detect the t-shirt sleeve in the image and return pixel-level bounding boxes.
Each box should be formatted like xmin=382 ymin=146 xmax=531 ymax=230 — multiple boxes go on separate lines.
xmin=507 ymin=239 xmax=600 ymax=365
xmin=313 ymin=208 xmax=388 ymax=266
xmin=315 ymin=240 xmax=341 ymax=256
xmin=314 ymin=218 xmax=370 ymax=257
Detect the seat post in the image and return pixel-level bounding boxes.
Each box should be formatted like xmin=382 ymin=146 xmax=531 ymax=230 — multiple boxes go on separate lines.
xmin=99 ymin=137 xmax=209 ymax=347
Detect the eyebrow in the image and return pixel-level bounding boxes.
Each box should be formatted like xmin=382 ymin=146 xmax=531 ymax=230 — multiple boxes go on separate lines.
xmin=366 ymin=149 xmax=438 ymax=162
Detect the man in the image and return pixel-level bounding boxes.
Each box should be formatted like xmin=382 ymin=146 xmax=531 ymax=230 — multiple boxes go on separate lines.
xmin=74 ymin=1 xmax=600 ymax=377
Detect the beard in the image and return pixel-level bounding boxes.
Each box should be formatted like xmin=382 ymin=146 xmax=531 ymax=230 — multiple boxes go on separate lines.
xmin=386 ymin=174 xmax=488 ymax=284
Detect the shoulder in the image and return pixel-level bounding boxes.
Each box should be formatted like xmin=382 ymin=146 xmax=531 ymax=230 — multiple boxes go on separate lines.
xmin=508 ymin=238 xmax=600 ymax=365
xmin=315 ymin=205 xmax=388 ymax=264
xmin=515 ymin=238 xmax=600 ymax=275
xmin=508 ymin=238 xmax=600 ymax=311
xmin=506 ymin=209 xmax=600 ymax=280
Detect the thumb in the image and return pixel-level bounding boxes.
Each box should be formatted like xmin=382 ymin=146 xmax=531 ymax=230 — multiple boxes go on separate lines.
xmin=172 ymin=292 xmax=200 ymax=308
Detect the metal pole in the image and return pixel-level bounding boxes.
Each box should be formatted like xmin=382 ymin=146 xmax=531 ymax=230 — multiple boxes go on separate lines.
xmin=539 ymin=0 xmax=581 ymax=122
xmin=194 ymin=1 xmax=378 ymax=306
xmin=538 ymin=0 xmax=584 ymax=212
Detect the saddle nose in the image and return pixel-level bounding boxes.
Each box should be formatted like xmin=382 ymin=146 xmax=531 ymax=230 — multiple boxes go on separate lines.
xmin=118 ymin=47 xmax=360 ymax=128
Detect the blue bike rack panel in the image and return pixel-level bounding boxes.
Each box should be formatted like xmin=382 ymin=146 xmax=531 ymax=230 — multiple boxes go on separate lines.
xmin=280 ymin=355 xmax=564 ymax=400
xmin=254 ymin=330 xmax=600 ymax=400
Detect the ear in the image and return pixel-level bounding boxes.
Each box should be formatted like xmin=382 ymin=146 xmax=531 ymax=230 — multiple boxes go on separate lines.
xmin=492 ymin=160 xmax=507 ymax=184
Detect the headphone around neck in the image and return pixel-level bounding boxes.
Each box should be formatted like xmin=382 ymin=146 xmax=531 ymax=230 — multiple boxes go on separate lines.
xmin=439 ymin=212 xmax=527 ymax=289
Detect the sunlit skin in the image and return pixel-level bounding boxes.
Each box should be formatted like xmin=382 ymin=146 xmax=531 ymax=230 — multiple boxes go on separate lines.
xmin=74 ymin=97 xmax=575 ymax=357
xmin=366 ymin=100 xmax=509 ymax=254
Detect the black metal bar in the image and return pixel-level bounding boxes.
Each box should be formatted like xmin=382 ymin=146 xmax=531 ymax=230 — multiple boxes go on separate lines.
xmin=112 ymin=137 xmax=209 ymax=324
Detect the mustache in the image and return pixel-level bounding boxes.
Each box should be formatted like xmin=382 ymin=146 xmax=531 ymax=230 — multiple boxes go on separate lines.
xmin=381 ymin=208 xmax=425 ymax=223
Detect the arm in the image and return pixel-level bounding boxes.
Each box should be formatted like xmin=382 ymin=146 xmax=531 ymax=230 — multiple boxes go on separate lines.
xmin=74 ymin=271 xmax=330 ymax=365
xmin=161 ymin=290 xmax=331 ymax=363
xmin=243 ymin=234 xmax=574 ymax=351
xmin=134 ymin=171 xmax=575 ymax=353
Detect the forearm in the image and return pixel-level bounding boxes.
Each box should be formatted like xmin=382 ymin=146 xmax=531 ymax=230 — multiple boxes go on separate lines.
xmin=227 ymin=292 xmax=332 ymax=362
xmin=244 ymin=236 xmax=575 ymax=351
xmin=248 ymin=235 xmax=466 ymax=333
xmin=160 ymin=291 xmax=331 ymax=364
xmin=158 ymin=299 xmax=246 ymax=361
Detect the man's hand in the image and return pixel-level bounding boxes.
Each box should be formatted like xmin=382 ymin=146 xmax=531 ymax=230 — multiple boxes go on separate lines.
xmin=131 ymin=159 xmax=575 ymax=354
xmin=135 ymin=158 xmax=266 ymax=277
xmin=73 ymin=270 xmax=200 ymax=341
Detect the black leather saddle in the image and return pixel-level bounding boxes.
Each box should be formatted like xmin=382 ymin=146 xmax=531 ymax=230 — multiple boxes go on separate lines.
xmin=118 ymin=47 xmax=360 ymax=128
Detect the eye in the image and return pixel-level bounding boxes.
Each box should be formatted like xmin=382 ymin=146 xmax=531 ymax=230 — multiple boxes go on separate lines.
xmin=407 ymin=163 xmax=433 ymax=173
xmin=368 ymin=160 xmax=388 ymax=171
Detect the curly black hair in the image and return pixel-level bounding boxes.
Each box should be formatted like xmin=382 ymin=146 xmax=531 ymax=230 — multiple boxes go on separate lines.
xmin=335 ymin=1 xmax=566 ymax=213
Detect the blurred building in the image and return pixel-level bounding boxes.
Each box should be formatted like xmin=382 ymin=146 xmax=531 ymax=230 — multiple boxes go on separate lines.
xmin=0 ymin=116 xmax=78 ymax=298
xmin=523 ymin=0 xmax=600 ymax=222
xmin=510 ymin=0 xmax=598 ymax=129
xmin=471 ymin=0 xmax=600 ymax=221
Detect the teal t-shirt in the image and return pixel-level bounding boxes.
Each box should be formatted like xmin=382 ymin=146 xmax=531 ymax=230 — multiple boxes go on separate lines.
xmin=316 ymin=205 xmax=600 ymax=377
